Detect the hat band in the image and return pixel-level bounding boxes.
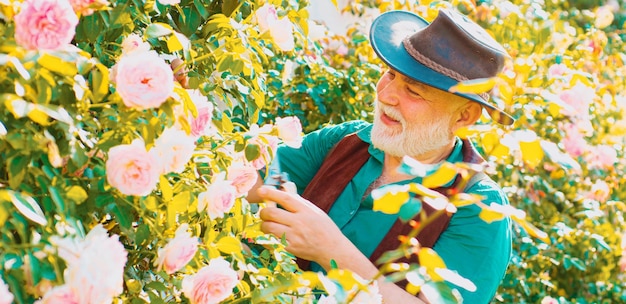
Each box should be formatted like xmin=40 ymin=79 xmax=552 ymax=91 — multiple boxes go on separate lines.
xmin=402 ymin=37 xmax=490 ymax=101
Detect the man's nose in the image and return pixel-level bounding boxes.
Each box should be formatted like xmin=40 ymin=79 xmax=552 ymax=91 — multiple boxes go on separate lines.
xmin=377 ymin=77 xmax=401 ymax=106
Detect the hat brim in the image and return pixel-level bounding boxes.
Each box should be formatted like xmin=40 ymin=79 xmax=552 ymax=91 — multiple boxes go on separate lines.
xmin=369 ymin=11 xmax=515 ymax=126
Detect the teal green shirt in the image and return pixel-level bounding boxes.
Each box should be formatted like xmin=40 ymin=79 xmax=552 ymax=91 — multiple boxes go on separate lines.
xmin=274 ymin=121 xmax=511 ymax=304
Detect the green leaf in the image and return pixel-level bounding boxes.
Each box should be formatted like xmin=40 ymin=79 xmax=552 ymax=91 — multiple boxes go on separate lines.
xmin=109 ymin=202 xmax=133 ymax=230
xmin=8 ymin=191 xmax=47 ymax=226
xmin=8 ymin=155 xmax=29 ymax=188
xmin=398 ymin=198 xmax=422 ymax=222
xmin=145 ymin=22 xmax=174 ymax=38
xmin=48 ymin=186 xmax=66 ymax=214
xmin=135 ymin=223 xmax=150 ymax=246
xmin=420 ymin=281 xmax=461 ymax=304
xmin=244 ymin=143 xmax=260 ymax=162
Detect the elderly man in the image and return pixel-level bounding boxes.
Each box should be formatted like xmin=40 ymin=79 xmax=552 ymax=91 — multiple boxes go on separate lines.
xmin=251 ymin=8 xmax=514 ymax=304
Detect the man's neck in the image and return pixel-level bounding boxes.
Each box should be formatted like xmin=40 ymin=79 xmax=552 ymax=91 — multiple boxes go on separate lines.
xmin=382 ymin=140 xmax=456 ymax=182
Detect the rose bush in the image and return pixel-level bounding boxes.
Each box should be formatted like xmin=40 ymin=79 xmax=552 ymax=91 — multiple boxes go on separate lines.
xmin=1 ymin=0 xmax=625 ymax=303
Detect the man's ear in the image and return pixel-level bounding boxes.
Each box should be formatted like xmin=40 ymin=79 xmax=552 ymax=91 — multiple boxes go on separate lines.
xmin=453 ymin=102 xmax=482 ymax=130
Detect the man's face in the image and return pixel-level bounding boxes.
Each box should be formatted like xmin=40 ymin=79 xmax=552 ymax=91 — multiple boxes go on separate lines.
xmin=371 ymin=69 xmax=468 ymax=158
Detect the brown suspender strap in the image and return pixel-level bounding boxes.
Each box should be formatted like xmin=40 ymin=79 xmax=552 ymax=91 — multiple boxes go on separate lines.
xmin=298 ymin=133 xmax=485 ymax=274
xmin=298 ymin=133 xmax=370 ymax=270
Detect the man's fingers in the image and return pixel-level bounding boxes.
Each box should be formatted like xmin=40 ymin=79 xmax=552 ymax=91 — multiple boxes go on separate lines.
xmin=257 ymin=186 xmax=303 ymax=212
xmin=259 ymin=207 xmax=295 ymax=226
xmin=260 ymin=221 xmax=289 ymax=239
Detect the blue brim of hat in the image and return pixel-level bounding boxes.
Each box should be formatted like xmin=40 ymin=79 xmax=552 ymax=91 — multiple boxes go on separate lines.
xmin=369 ymin=11 xmax=515 ymax=125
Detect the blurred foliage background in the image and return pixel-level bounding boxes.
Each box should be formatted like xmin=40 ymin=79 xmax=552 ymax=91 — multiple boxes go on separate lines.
xmin=1 ymin=0 xmax=626 ymax=302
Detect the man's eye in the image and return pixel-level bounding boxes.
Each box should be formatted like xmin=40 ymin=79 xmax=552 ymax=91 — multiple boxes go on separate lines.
xmin=387 ymin=71 xmax=396 ymax=79
xmin=407 ymin=88 xmax=421 ymax=97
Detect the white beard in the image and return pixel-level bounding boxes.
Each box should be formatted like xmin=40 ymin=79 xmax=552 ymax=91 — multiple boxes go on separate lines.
xmin=371 ymin=102 xmax=453 ymax=158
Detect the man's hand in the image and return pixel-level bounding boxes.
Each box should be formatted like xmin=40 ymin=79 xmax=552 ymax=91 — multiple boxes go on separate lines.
xmin=256 ymin=185 xmax=350 ymax=265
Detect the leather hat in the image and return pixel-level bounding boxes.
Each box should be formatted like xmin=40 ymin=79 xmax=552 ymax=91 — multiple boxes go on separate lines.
xmin=370 ymin=9 xmax=515 ymax=125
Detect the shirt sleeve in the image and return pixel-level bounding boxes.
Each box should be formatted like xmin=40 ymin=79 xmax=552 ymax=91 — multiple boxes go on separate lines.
xmin=274 ymin=120 xmax=371 ymax=194
xmin=432 ymin=177 xmax=512 ymax=304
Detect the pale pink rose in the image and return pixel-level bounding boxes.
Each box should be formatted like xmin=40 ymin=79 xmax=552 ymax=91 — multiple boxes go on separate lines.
xmin=115 ymin=50 xmax=174 ymax=109
xmin=269 ymin=17 xmax=295 ymax=51
xmin=561 ymin=123 xmax=588 ymax=158
xmin=547 ymin=63 xmax=569 ymax=78
xmin=155 ymin=224 xmax=199 ymax=274
xmin=619 ymin=255 xmax=626 ymax=272
xmin=198 ymin=178 xmax=238 ymax=219
xmin=255 ymin=3 xmax=278 ymax=32
xmin=586 ymin=179 xmax=610 ymax=202
xmin=586 ymin=144 xmax=618 ymax=169
xmin=14 ymin=0 xmax=79 ymax=50
xmin=152 ymin=127 xmax=197 ymax=174
xmin=36 ymin=285 xmax=79 ymax=304
xmin=50 ymin=225 xmax=128 ymax=304
xmin=121 ymin=33 xmax=150 ymax=55
xmin=158 ymin=0 xmax=180 ymax=5
xmin=558 ymin=83 xmax=595 ymax=118
xmin=275 ymin=116 xmax=303 ymax=148
xmin=227 ymin=162 xmax=259 ymax=196
xmin=187 ymin=90 xmax=215 ymax=138
xmin=69 ymin=0 xmax=108 ymax=16
xmin=0 ymin=277 xmax=13 ymax=304
xmin=106 ymin=139 xmax=160 ymax=196
xmin=182 ymin=258 xmax=239 ymax=304
xmin=249 ymin=135 xmax=279 ymax=170
xmin=541 ymin=296 xmax=559 ymax=304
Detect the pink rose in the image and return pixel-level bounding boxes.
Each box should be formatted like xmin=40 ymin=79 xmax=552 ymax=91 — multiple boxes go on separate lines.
xmin=36 ymin=285 xmax=79 ymax=304
xmin=0 ymin=278 xmax=13 ymax=304
xmin=269 ymin=18 xmax=295 ymax=51
xmin=69 ymin=0 xmax=108 ymax=16
xmin=152 ymin=127 xmax=197 ymax=174
xmin=561 ymin=123 xmax=588 ymax=158
xmin=157 ymin=0 xmax=180 ymax=5
xmin=547 ymin=63 xmax=569 ymax=78
xmin=155 ymin=224 xmax=199 ymax=274
xmin=255 ymin=3 xmax=278 ymax=32
xmin=227 ymin=162 xmax=259 ymax=196
xmin=187 ymin=90 xmax=215 ymax=138
xmin=14 ymin=0 xmax=79 ymax=51
xmin=50 ymin=225 xmax=128 ymax=304
xmin=182 ymin=258 xmax=239 ymax=304
xmin=249 ymin=135 xmax=279 ymax=170
xmin=121 ymin=33 xmax=150 ymax=55
xmin=586 ymin=179 xmax=610 ymax=202
xmin=586 ymin=144 xmax=618 ymax=169
xmin=106 ymin=139 xmax=160 ymax=196
xmin=541 ymin=296 xmax=559 ymax=304
xmin=275 ymin=116 xmax=303 ymax=148
xmin=115 ymin=50 xmax=174 ymax=109
xmin=558 ymin=83 xmax=595 ymax=118
xmin=198 ymin=178 xmax=238 ymax=219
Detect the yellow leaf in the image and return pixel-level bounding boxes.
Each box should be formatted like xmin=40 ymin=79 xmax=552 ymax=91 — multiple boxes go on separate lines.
xmin=498 ymin=83 xmax=514 ymax=104
xmin=167 ymin=34 xmax=183 ymax=52
xmin=422 ymin=162 xmax=458 ymax=188
xmin=27 ymin=107 xmax=50 ymax=126
xmin=478 ymin=208 xmax=506 ymax=223
xmin=326 ymin=269 xmax=359 ymax=290
xmin=160 ymin=176 xmax=173 ymax=201
xmin=372 ymin=185 xmax=410 ymax=214
xmin=216 ymin=236 xmax=242 ymax=254
xmin=221 ymin=114 xmax=233 ymax=133
xmin=37 ymin=54 xmax=78 ymax=76
xmin=520 ymin=139 xmax=544 ymax=168
xmin=167 ymin=191 xmax=189 ymax=228
xmin=548 ymin=102 xmax=561 ymax=117
xmin=417 ymin=248 xmax=445 ymax=281
xmin=208 ymin=246 xmax=221 ymax=258
xmin=406 ymin=282 xmax=421 ymax=295
xmin=451 ymin=193 xmax=484 ymax=207
xmin=144 ymin=196 xmax=158 ymax=211
xmin=454 ymin=124 xmax=493 ymax=139
xmin=513 ymin=217 xmax=550 ymax=244
xmin=66 ymin=186 xmax=88 ymax=205
xmin=448 ymin=77 xmax=496 ymax=94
